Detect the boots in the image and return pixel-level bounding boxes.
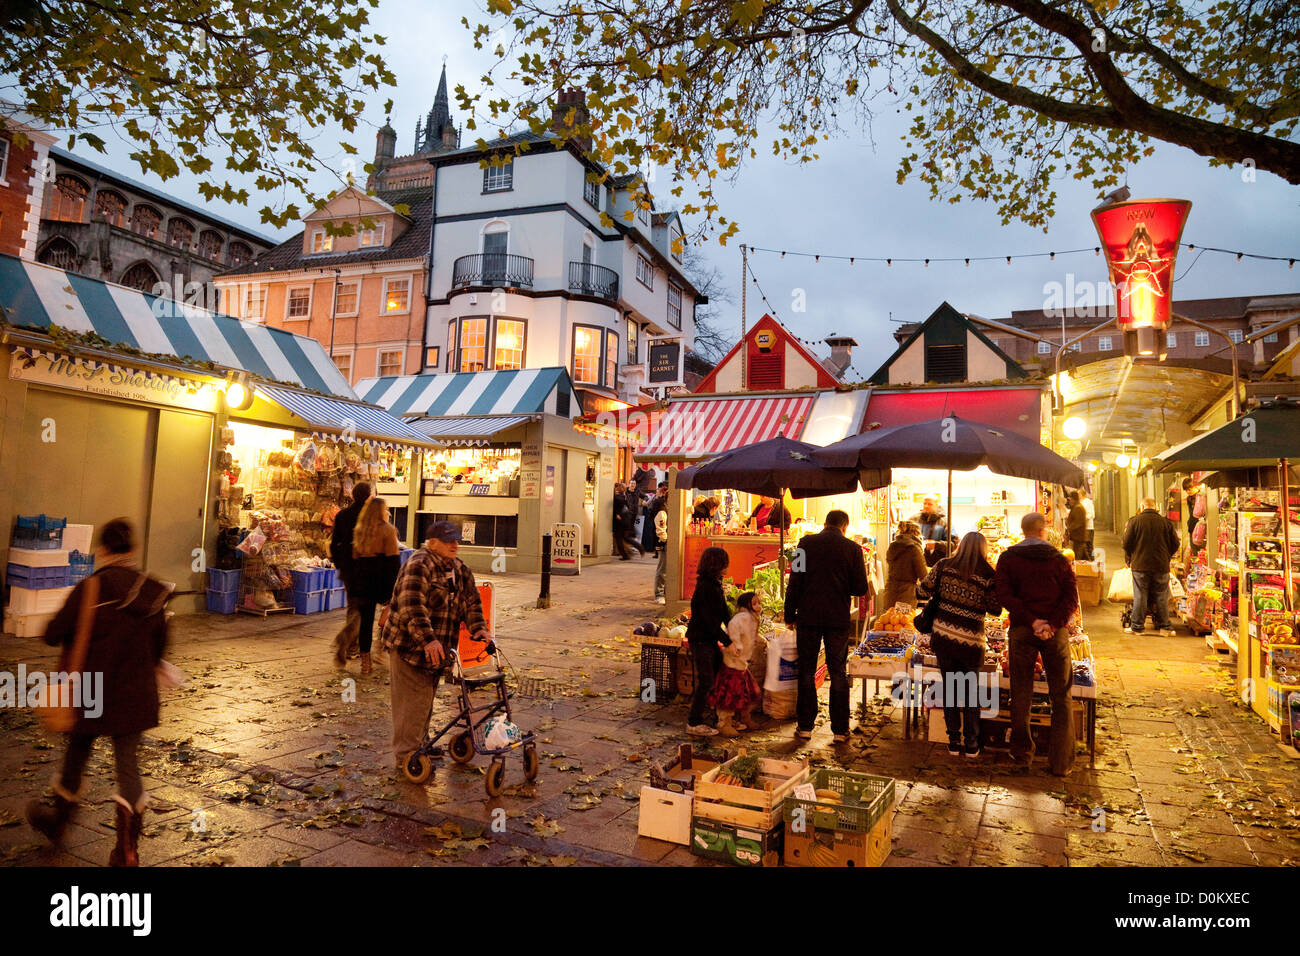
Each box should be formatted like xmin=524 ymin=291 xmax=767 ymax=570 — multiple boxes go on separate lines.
xmin=26 ymin=790 xmax=77 ymax=845
xmin=360 ymin=652 xmax=373 ymax=676
xmin=716 ymin=712 xmax=741 ymax=738
xmin=332 ymin=631 xmax=349 ymax=666
xmin=108 ymin=795 xmax=143 ymax=868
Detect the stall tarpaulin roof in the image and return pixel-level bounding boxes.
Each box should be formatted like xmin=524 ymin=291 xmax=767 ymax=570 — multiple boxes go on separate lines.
xmin=407 ymin=414 xmax=536 ymax=445
xmin=254 ymin=384 xmax=437 ymax=448
xmin=354 ymin=367 xmax=581 ymax=418
xmin=861 ymin=386 xmax=1044 ymax=441
xmin=635 ymin=390 xmax=868 ymax=469
xmin=0 ymin=254 xmax=355 ymax=397
xmin=1155 ymin=404 xmax=1300 ymax=473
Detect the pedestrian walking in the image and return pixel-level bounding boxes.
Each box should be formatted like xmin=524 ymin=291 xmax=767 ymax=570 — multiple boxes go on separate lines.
xmin=1079 ymin=489 xmax=1095 ymax=560
xmin=653 ymin=497 xmax=669 ymax=604
xmin=784 ymin=510 xmax=870 ymax=743
xmin=641 ymin=480 xmax=667 ymax=556
xmin=1065 ymin=491 xmax=1089 ymax=558
xmin=685 ymin=546 xmax=732 ymax=737
xmin=918 ymin=532 xmax=1001 ymax=757
xmin=1122 ymin=496 xmax=1181 ymax=636
xmin=381 ymin=521 xmax=490 ymax=773
xmin=880 ymin=521 xmax=927 ymax=611
xmin=994 ymin=512 xmax=1078 ymax=776
xmin=351 ymin=497 xmax=402 ymax=675
xmin=329 ymin=480 xmax=372 ymax=664
xmin=708 ymin=591 xmax=764 ymax=737
xmin=26 ymin=518 xmax=172 ymax=866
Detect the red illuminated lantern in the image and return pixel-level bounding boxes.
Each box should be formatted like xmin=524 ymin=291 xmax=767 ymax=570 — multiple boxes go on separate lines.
xmin=1091 ymin=198 xmax=1192 ymax=331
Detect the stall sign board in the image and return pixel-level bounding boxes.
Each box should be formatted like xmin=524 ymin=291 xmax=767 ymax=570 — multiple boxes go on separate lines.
xmin=461 ymin=520 xmax=476 ymax=543
xmin=599 ymin=453 xmax=615 ymax=481
xmin=469 ymin=484 xmax=491 ymax=496
xmin=520 ymin=439 xmax=541 ymax=499
xmin=10 ymin=348 xmax=220 ymax=413
xmin=551 ymin=523 xmax=581 ymax=575
xmin=648 ymin=342 xmax=681 ymax=384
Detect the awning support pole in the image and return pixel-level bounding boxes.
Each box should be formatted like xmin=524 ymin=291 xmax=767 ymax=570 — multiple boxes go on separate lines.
xmin=1282 ymin=458 xmax=1293 ymax=612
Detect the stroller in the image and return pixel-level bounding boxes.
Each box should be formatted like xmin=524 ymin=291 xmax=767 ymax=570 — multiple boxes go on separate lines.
xmin=401 ymin=639 xmax=539 ymax=797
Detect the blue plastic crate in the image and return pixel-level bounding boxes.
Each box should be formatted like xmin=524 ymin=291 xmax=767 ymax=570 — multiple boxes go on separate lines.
xmin=69 ymin=550 xmax=95 ymax=584
xmin=326 ymin=587 xmax=347 ymax=611
xmin=292 ymin=589 xmax=327 ymax=615
xmin=206 ymin=588 xmax=239 ymax=615
xmin=7 ymin=563 xmax=71 ymax=589
xmin=290 ymin=569 xmax=317 ymax=592
xmin=313 ymin=568 xmax=333 ymax=591
xmin=207 ymin=567 xmax=241 ymax=593
xmin=399 ymin=548 xmax=415 ymax=567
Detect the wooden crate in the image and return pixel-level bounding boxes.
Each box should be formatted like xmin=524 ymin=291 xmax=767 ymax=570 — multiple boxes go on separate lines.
xmin=784 ymin=809 xmax=894 ymax=867
xmin=694 ymin=756 xmax=810 ymax=830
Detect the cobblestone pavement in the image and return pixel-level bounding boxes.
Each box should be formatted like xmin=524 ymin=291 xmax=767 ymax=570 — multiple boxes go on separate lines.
xmin=1 ymin=534 xmax=1296 ymax=867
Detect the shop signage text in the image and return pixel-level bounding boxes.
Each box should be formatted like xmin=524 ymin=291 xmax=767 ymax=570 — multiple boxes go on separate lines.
xmin=468 ymin=484 xmax=491 ymax=496
xmin=9 ymin=349 xmax=219 ymax=413
xmin=551 ymin=522 xmax=581 ymax=575
xmin=520 ymin=439 xmax=541 ymax=499
xmin=648 ymin=342 xmax=681 ymax=384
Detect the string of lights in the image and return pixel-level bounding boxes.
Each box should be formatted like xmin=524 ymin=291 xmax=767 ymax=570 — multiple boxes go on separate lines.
xmin=743 ymin=242 xmax=1297 ymax=268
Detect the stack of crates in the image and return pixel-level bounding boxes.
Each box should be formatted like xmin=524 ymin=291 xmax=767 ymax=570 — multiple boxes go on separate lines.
xmin=323 ymin=567 xmax=347 ymax=611
xmin=7 ymin=515 xmax=73 ymax=637
xmin=206 ymin=567 xmax=242 ymax=615
xmin=781 ymin=770 xmax=896 ymax=867
xmin=290 ymin=568 xmax=332 ymax=615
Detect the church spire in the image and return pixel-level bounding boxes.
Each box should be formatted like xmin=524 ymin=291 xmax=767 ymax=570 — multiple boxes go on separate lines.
xmin=418 ymin=61 xmax=457 ymax=152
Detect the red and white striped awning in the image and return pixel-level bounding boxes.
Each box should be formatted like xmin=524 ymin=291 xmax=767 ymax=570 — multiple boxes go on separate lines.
xmin=634 ymin=394 xmax=816 ymax=469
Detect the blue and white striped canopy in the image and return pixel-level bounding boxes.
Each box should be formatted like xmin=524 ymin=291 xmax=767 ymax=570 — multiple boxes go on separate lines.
xmin=0 ymin=255 xmax=354 ymax=397
xmin=355 ymin=368 xmax=582 ymax=418
xmin=256 ymin=384 xmax=434 ymax=447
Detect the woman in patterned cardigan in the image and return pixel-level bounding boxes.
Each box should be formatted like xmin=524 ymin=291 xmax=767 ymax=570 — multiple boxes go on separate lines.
xmin=918 ymin=532 xmax=1002 ymax=758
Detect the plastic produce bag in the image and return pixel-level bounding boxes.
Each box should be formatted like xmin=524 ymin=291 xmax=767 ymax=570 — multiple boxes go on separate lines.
xmin=764 ymin=626 xmax=798 ymax=692
xmin=483 ymin=716 xmax=522 ymax=750
xmin=1107 ymin=567 xmax=1134 ymax=603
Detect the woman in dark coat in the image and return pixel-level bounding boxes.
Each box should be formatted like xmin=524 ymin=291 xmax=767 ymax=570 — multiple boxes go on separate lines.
xmin=351 ymin=497 xmax=402 ymax=675
xmin=880 ymin=521 xmax=928 ymax=611
xmin=27 ymin=518 xmax=171 ymax=867
xmin=685 ymin=546 xmax=732 ymax=737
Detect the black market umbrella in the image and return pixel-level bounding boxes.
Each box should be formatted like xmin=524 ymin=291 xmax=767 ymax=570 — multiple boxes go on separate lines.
xmin=811 ymin=414 xmax=1086 ymax=486
xmin=674 ymin=435 xmax=888 ymax=595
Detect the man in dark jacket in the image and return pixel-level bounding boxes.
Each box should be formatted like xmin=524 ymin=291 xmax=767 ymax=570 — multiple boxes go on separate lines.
xmin=994 ymin=512 xmax=1078 ymax=776
xmin=1122 ymin=496 xmax=1181 ymax=636
xmin=612 ymin=481 xmax=634 ymax=559
xmin=909 ymin=497 xmax=949 ymax=566
xmin=27 ymin=518 xmax=171 ymax=866
xmin=784 ymin=510 xmax=870 ymax=743
xmin=329 ymin=481 xmax=371 ymax=663
xmin=642 ymin=481 xmax=668 ymax=556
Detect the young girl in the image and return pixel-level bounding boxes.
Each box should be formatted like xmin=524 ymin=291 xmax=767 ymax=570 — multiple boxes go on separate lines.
xmin=686 ymin=546 xmax=732 ymax=737
xmin=708 ymin=591 xmax=763 ymax=737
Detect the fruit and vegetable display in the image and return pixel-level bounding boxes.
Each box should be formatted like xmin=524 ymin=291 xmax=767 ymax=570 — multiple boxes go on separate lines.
xmin=872 ymin=605 xmax=916 ymax=632
xmin=1262 ymin=620 xmax=1297 ymax=646
xmin=712 ymin=755 xmax=764 ymax=788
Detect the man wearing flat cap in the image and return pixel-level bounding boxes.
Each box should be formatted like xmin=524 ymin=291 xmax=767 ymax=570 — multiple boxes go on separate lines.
xmin=382 ymin=520 xmax=490 ymax=773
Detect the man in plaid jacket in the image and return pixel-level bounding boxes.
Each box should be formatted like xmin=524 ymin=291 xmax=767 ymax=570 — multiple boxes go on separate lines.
xmin=381 ymin=521 xmax=489 ymax=772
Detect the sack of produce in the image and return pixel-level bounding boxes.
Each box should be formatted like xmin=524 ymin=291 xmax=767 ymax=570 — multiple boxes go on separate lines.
xmin=763 ymin=686 xmax=797 ymax=720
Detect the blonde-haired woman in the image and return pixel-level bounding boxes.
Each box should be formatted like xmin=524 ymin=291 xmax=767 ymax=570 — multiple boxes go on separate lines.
xmin=351 ymin=497 xmax=402 ymax=674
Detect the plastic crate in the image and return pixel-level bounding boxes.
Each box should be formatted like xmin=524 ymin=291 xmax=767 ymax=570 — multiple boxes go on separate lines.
xmin=69 ymin=550 xmax=95 ymax=584
xmin=4 ymin=607 xmax=55 ymax=638
xmin=7 ymin=563 xmax=71 ymax=590
xmin=8 ymin=585 xmax=73 ymax=616
xmin=314 ymin=568 xmax=334 ymax=591
xmin=292 ymin=589 xmax=327 ymax=615
xmin=206 ymin=589 xmax=239 ymax=615
xmin=290 ymin=569 xmax=317 ymax=592
xmin=782 ymin=769 xmax=896 ymax=834
xmin=326 ymin=587 xmax=347 ymax=611
xmin=639 ymin=643 xmax=678 ymax=703
xmin=8 ymin=547 xmax=69 ymax=568
xmin=207 ymin=568 xmax=242 ymax=594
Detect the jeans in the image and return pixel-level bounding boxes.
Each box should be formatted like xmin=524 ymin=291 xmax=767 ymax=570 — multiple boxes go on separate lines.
xmin=654 ymin=546 xmax=667 ymax=598
xmin=1008 ymin=625 xmax=1074 ymax=775
xmin=390 ymin=652 xmax=444 ymax=766
xmin=795 ymin=627 xmax=850 ymax=735
xmin=931 ymin=634 xmax=983 ymax=746
xmin=1131 ymin=571 xmax=1171 ymax=630
xmin=60 ymin=732 xmax=143 ymax=807
xmin=688 ymin=639 xmax=721 ymax=726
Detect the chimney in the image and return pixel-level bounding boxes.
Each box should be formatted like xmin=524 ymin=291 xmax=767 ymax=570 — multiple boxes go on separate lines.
xmin=551 ymin=88 xmax=591 ymax=153
xmin=823 ymin=336 xmax=858 ymax=378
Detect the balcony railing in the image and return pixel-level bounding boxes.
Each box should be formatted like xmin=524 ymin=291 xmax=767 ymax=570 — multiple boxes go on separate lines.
xmin=568 ymin=261 xmax=619 ymax=301
xmin=452 ymin=253 xmax=534 ymax=290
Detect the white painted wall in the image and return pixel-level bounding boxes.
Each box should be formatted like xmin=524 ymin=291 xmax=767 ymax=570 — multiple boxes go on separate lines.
xmin=966 ymin=330 xmax=1009 ymax=381
xmin=889 ymin=339 xmax=926 ymax=385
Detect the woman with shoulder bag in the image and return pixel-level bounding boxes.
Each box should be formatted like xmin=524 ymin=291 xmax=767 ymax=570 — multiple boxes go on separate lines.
xmin=918 ymin=531 xmax=1001 ymax=759
xmin=26 ymin=519 xmax=172 ymax=866
xmin=352 ymin=497 xmax=403 ymax=675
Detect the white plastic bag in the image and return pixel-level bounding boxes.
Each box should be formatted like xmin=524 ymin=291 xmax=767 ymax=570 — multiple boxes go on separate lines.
xmin=764 ymin=626 xmax=798 ymax=692
xmin=483 ymin=716 xmax=522 ymax=750
xmin=1107 ymin=567 xmax=1134 ymax=603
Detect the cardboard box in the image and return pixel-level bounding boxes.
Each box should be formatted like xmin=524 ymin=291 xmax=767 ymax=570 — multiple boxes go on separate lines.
xmin=1076 ymin=574 xmax=1102 ymax=607
xmin=690 ymin=815 xmax=783 ymax=867
xmin=784 ymin=810 xmax=894 ymax=867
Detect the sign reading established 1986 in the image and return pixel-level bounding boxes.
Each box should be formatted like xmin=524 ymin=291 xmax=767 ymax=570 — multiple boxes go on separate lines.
xmin=551 ymin=523 xmax=581 ymax=575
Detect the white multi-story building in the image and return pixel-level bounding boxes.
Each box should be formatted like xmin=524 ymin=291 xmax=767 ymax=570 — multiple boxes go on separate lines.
xmin=421 ymin=90 xmax=704 ymax=411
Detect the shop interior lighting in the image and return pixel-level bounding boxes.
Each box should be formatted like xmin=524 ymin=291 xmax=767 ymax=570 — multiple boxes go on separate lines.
xmin=1115 ymin=453 xmax=1131 ymax=468
xmin=224 ymin=371 xmax=254 ymax=411
xmin=1062 ymin=416 xmax=1087 ymax=440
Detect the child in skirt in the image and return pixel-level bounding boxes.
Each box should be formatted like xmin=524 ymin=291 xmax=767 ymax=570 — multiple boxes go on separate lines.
xmin=709 ymin=591 xmax=763 ymax=737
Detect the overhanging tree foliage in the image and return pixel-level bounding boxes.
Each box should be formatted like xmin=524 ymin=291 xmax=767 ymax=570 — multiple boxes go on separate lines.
xmin=462 ymin=0 xmax=1300 ymax=234
xmin=1 ymin=0 xmax=396 ymax=227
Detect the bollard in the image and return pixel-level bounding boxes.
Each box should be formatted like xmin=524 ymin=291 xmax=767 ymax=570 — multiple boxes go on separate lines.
xmin=537 ymin=532 xmax=552 ymax=609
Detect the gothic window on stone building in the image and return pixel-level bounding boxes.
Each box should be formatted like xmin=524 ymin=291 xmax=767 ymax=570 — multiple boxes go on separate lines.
xmin=227 ymin=241 xmax=253 ymax=267
xmin=197 ymin=230 xmax=223 ymax=261
xmin=131 ymin=205 xmax=161 ymax=239
xmin=166 ymin=217 xmax=194 ymax=249
xmin=37 ymin=237 xmax=79 ymax=271
xmin=93 ymin=189 xmax=127 ymax=228
xmin=119 ymin=260 xmax=162 ymax=292
xmin=47 ymin=174 xmax=89 ymax=222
